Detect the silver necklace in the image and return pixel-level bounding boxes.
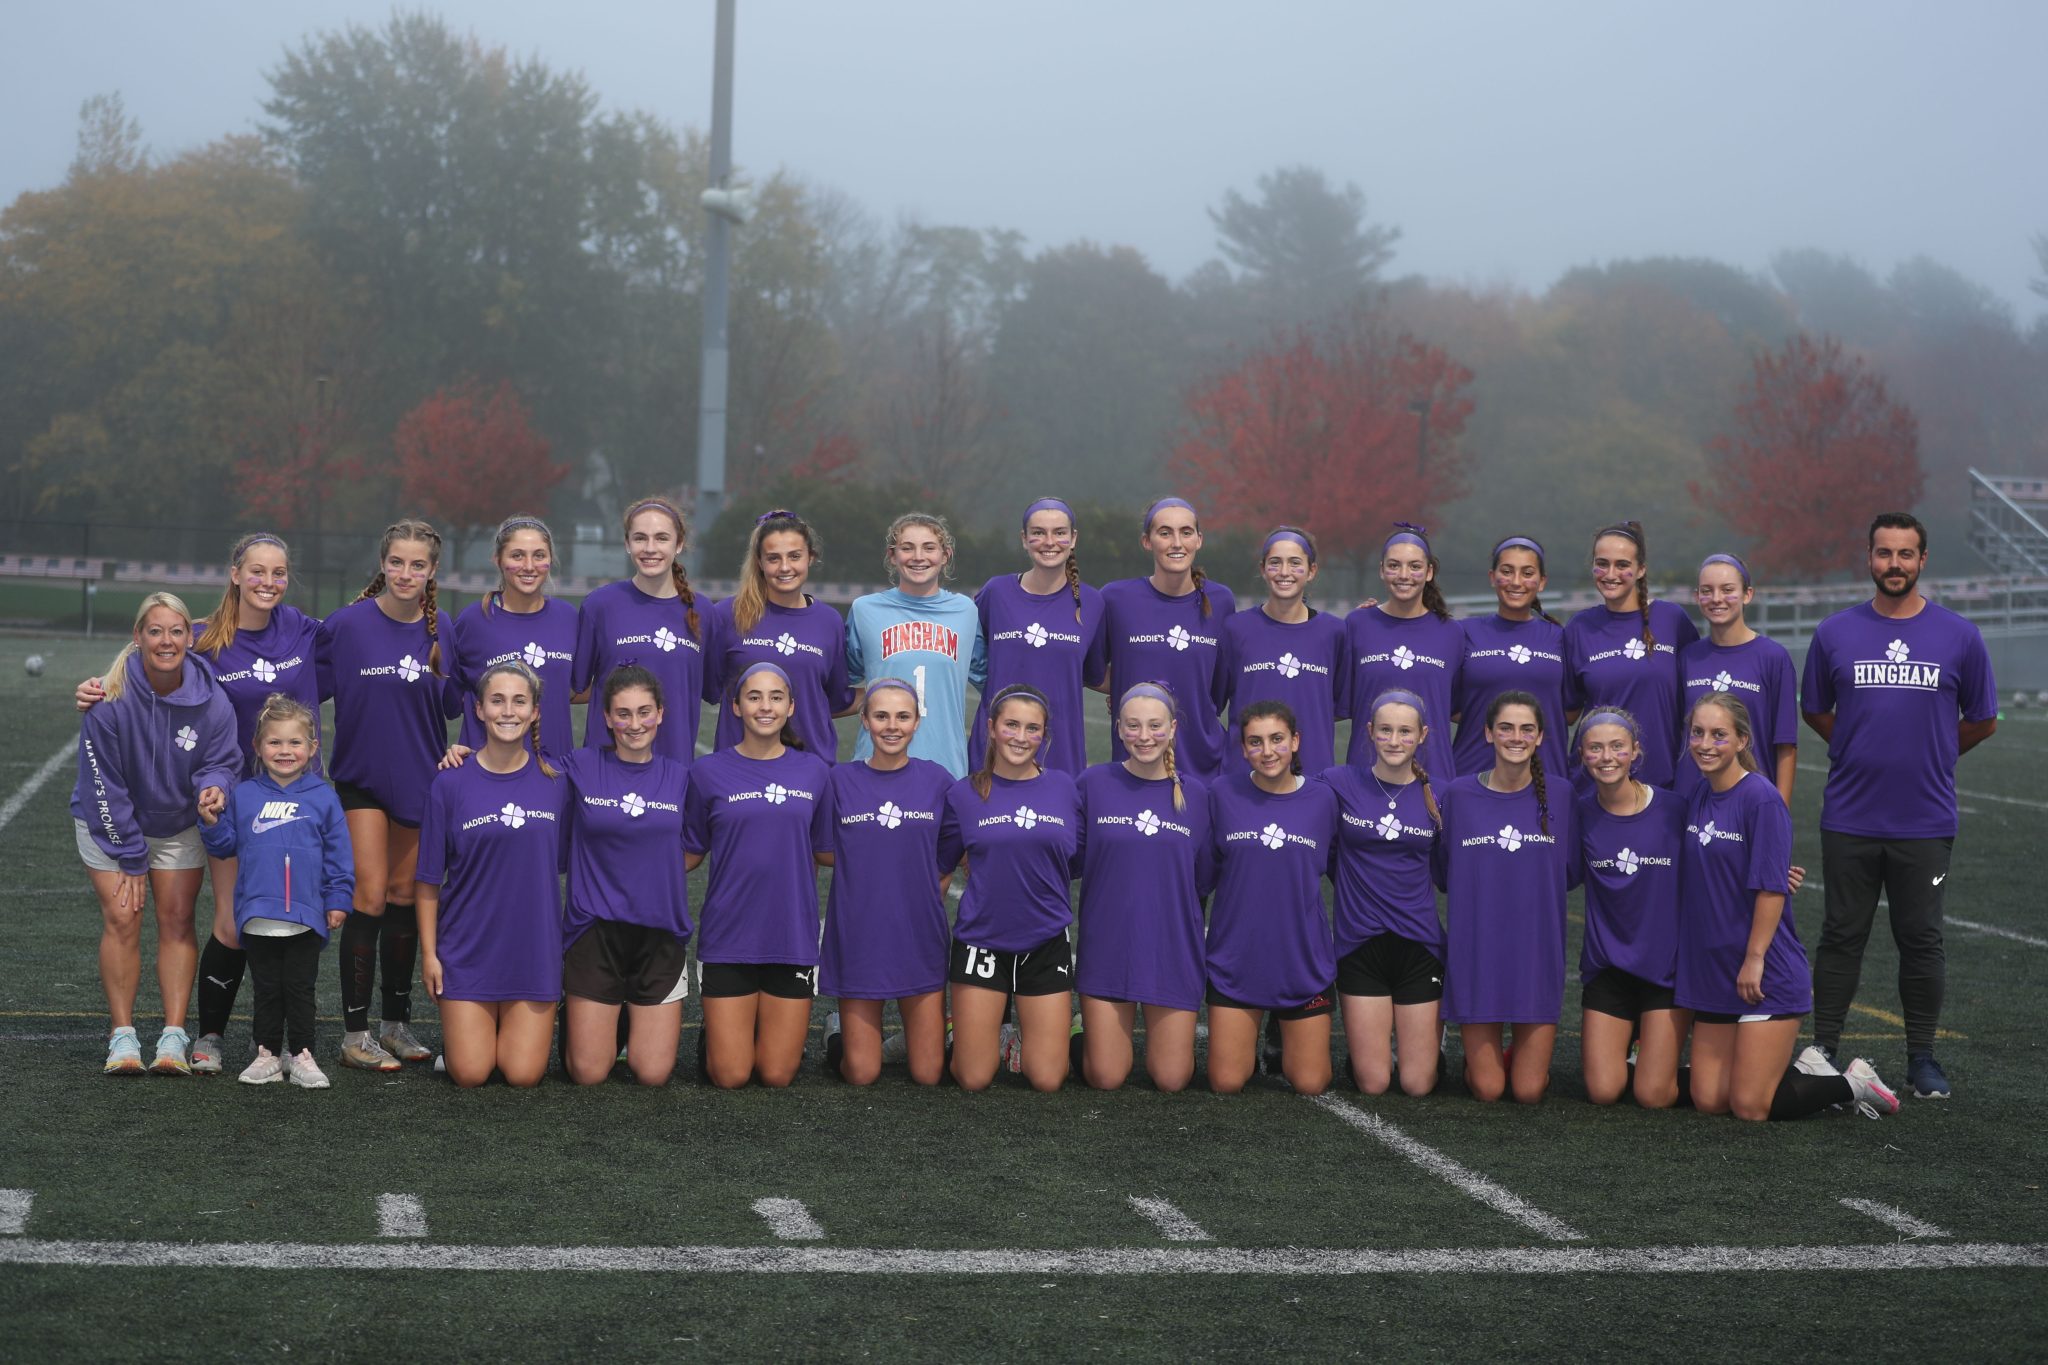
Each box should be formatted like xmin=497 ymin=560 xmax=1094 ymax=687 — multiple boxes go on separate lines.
xmin=1371 ymin=770 xmax=1407 ymax=809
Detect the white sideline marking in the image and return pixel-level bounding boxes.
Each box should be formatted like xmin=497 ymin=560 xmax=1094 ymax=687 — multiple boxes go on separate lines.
xmin=0 ymin=1237 xmax=2042 ymax=1276
xmin=1310 ymin=1095 xmax=1587 ymax=1243
xmin=0 ymin=744 xmax=73 ymax=836
xmin=0 ymin=1190 xmax=30 ymax=1235
xmin=1840 ymin=1199 xmax=1950 ymax=1239
xmin=1127 ymin=1196 xmax=1212 ymax=1243
xmin=376 ymin=1194 xmax=427 ymax=1239
xmin=752 ymin=1198 xmax=825 ymax=1241
xmin=1950 ymin=917 xmax=2048 ymax=949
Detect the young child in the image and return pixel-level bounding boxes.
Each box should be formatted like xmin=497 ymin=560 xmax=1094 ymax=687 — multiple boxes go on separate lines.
xmin=199 ymin=696 xmax=354 ymax=1087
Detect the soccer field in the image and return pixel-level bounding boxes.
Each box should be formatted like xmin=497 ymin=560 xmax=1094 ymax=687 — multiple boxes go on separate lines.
xmin=2 ymin=632 xmax=2044 ymax=1362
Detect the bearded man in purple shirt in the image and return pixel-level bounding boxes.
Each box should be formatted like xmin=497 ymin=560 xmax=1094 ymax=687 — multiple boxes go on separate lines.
xmin=1799 ymin=512 xmax=1998 ymax=1100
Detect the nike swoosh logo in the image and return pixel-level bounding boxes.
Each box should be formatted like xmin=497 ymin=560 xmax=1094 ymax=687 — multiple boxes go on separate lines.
xmin=249 ymin=815 xmax=302 ymax=834
xmin=1932 ymin=874 xmax=1946 ymax=886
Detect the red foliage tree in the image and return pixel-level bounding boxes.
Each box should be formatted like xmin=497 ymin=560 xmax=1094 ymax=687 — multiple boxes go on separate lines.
xmin=392 ymin=379 xmax=567 ymax=540
xmin=1693 ymin=334 xmax=1921 ymax=579
xmin=1167 ymin=318 xmax=1474 ymax=564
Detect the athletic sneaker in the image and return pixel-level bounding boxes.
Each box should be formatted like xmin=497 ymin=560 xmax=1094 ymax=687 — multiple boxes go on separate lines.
xmin=1794 ymin=1044 xmax=1840 ymax=1077
xmin=288 ymin=1049 xmax=331 ymax=1090
xmin=378 ymin=1022 xmax=432 ymax=1064
xmin=151 ymin=1026 xmax=192 ymax=1076
xmin=1258 ymin=1014 xmax=1283 ymax=1077
xmin=340 ymin=1031 xmax=401 ymax=1072
xmin=998 ymin=1022 xmax=1023 ymax=1074
xmin=189 ymin=1032 xmax=225 ymax=1075
xmin=433 ymin=1053 xmax=447 ymax=1074
xmin=238 ymin=1047 xmax=285 ymax=1085
xmin=880 ymin=1030 xmax=909 ymax=1064
xmin=103 ymin=1026 xmax=144 ymax=1076
xmin=1843 ymin=1057 xmax=1901 ymax=1117
xmin=1905 ymin=1053 xmax=1952 ymax=1100
xmin=823 ymin=1010 xmax=844 ymax=1075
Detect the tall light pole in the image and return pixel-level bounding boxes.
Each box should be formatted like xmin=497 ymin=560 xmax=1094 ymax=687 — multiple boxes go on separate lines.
xmin=692 ymin=0 xmax=737 ymax=576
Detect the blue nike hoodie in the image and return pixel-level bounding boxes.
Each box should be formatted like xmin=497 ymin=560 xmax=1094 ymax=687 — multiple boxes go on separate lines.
xmin=201 ymin=769 xmax=355 ymax=938
xmin=72 ymin=649 xmax=240 ymax=873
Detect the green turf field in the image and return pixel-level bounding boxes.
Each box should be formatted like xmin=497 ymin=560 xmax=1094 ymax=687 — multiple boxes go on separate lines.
xmin=1 ymin=631 xmax=2043 ymax=1362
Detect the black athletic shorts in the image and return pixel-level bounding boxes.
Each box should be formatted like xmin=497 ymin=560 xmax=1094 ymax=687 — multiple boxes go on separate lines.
xmin=948 ymin=931 xmax=1072 ymax=998
xmin=333 ymin=779 xmax=420 ymax=829
xmin=1692 ymin=1009 xmax=1805 ymax=1026
xmin=1580 ymin=967 xmax=1678 ymax=1022
xmin=1337 ymin=933 xmax=1445 ymax=1004
xmin=697 ymin=960 xmax=817 ymax=1000
xmin=1205 ymin=982 xmax=1337 ymax=1021
xmin=563 ymin=920 xmax=689 ymax=1007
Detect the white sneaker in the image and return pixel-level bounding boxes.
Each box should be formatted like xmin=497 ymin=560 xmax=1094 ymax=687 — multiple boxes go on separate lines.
xmin=239 ymin=1047 xmax=285 ymax=1085
xmin=998 ymin=1022 xmax=1023 ymax=1074
xmin=190 ymin=1033 xmax=225 ymax=1075
xmin=1842 ymin=1057 xmax=1900 ymax=1118
xmin=150 ymin=1026 xmax=193 ymax=1076
xmin=378 ymin=1022 xmax=432 ymax=1063
xmin=288 ymin=1049 xmax=331 ymax=1089
xmin=880 ymin=1031 xmax=909 ymax=1063
xmin=1794 ymin=1044 xmax=1840 ymax=1077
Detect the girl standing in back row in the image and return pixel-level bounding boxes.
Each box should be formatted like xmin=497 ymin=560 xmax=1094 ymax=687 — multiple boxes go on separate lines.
xmin=970 ymin=497 xmax=1108 ymax=776
xmin=1221 ymin=526 xmax=1347 ymax=775
xmin=448 ymin=515 xmax=579 ymax=759
xmin=572 ymin=496 xmax=708 ymax=767
xmin=1101 ymin=498 xmax=1236 ymax=778
xmin=1676 ymin=554 xmax=1797 ymax=805
xmin=1562 ymin=522 xmax=1698 ymax=790
xmin=1453 ymin=536 xmax=1575 ymax=779
xmin=845 ymin=513 xmax=984 ymax=777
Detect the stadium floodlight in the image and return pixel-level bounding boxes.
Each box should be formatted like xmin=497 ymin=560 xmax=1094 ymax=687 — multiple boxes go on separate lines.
xmin=700 ymin=186 xmax=756 ymax=225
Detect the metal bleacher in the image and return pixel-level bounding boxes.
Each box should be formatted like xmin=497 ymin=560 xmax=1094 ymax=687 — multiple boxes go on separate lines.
xmin=1969 ymin=468 xmax=2048 ymax=577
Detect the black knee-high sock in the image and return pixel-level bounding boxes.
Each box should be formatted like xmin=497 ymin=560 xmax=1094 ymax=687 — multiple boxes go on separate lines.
xmin=616 ymin=1010 xmax=632 ymax=1056
xmin=196 ymin=936 xmax=248 ymax=1037
xmin=339 ymin=914 xmax=380 ymax=1034
xmin=1769 ymin=1067 xmax=1854 ymax=1121
xmin=1068 ymin=1027 xmax=1087 ymax=1077
xmin=379 ymin=902 xmax=419 ymax=1023
xmin=1674 ymin=1065 xmax=1694 ymax=1109
xmin=825 ymin=1027 xmax=846 ymax=1079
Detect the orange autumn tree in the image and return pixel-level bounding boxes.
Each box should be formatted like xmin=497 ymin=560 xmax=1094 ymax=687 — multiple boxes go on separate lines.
xmin=1694 ymin=334 xmax=1921 ymax=578
xmin=1168 ymin=317 xmax=1474 ymax=565
xmin=393 ymin=379 xmax=567 ymax=554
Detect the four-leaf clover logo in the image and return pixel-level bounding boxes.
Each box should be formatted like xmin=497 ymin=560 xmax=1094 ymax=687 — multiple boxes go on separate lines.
xmin=620 ymin=792 xmax=647 ymax=819
xmin=877 ymin=801 xmax=903 ymax=829
xmin=1014 ymin=806 xmax=1040 ymax=831
xmin=1134 ymin=809 xmax=1161 ymax=836
xmin=1392 ymin=645 xmax=1417 ymax=671
xmin=1616 ymin=847 xmax=1640 ymax=876
xmin=1167 ymin=624 xmax=1192 ymax=652
xmin=1374 ymin=812 xmax=1402 ymax=841
xmin=251 ymin=658 xmax=277 ymax=683
xmin=397 ymin=654 xmax=423 ymax=682
xmin=1885 ymin=639 xmax=1910 ymax=664
xmin=1024 ymin=622 xmax=1049 ymax=648
xmin=764 ymin=783 xmax=789 ymax=805
xmin=521 ymin=641 xmax=546 ymax=669
xmin=1697 ymin=820 xmax=1717 ymax=847
xmin=1713 ymin=670 xmax=1734 ymax=692
xmin=653 ymin=626 xmax=680 ymax=652
xmin=1259 ymin=822 xmax=1287 ymax=850
xmin=1496 ymin=824 xmax=1523 ymax=853
xmin=1276 ymin=652 xmax=1302 ymax=679
xmin=1623 ymin=637 xmax=1647 ymax=661
xmin=774 ymin=633 xmax=799 ymax=656
xmin=499 ymin=803 xmax=527 ymax=830
xmin=1507 ymin=644 xmax=1532 ymax=665
xmin=173 ymin=725 xmax=197 ymax=752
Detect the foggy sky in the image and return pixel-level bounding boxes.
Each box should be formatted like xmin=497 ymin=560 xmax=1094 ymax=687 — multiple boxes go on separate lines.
xmin=4 ymin=0 xmax=2044 ymax=318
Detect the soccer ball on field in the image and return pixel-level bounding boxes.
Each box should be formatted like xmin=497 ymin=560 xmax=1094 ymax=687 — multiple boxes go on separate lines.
xmin=24 ymin=654 xmax=44 ymax=677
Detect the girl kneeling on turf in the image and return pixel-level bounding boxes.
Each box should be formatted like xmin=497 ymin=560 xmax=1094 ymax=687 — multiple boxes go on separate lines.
xmin=1677 ymin=694 xmax=1898 ymax=1121
xmin=817 ymin=680 xmax=956 ymax=1086
xmin=1205 ymin=700 xmax=1340 ymax=1095
xmin=199 ymin=696 xmax=352 ymax=1088
xmin=1573 ymin=707 xmax=1689 ymax=1107
xmin=1432 ymin=691 xmax=1577 ymax=1104
xmin=941 ymin=685 xmax=1082 ymax=1092
xmin=686 ymin=664 xmax=832 ymax=1088
xmin=418 ymin=662 xmax=566 ymax=1088
xmin=1325 ymin=690 xmax=1444 ymax=1096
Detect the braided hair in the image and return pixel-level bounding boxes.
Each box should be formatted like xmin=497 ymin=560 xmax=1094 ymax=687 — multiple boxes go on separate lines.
xmin=1594 ymin=521 xmax=1656 ymax=651
xmin=1118 ymin=682 xmax=1184 ymax=812
xmin=1145 ymin=498 xmax=1210 ymax=618
xmin=1368 ymin=690 xmax=1441 ymax=826
xmin=482 ymin=515 xmax=554 ymax=618
xmin=623 ymin=496 xmax=701 ymax=639
xmin=1486 ymin=689 xmax=1548 ymax=835
xmin=475 ymin=661 xmax=558 ymax=778
xmin=356 ymin=519 xmax=445 ymax=675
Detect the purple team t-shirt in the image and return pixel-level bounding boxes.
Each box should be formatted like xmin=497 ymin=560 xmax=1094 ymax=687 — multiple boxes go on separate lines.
xmin=1204 ymin=772 xmax=1339 ymax=1010
xmin=560 ymin=746 xmax=691 ymax=944
xmin=1101 ymin=577 xmax=1237 ymax=779
xmin=1576 ymin=786 xmax=1685 ymax=989
xmin=684 ymin=747 xmax=832 ymax=966
xmin=1675 ymin=771 xmax=1804 ymax=1016
xmin=1221 ymin=608 xmax=1348 ymax=776
xmin=1675 ymin=633 xmax=1799 ymax=803
xmin=208 ymin=604 xmax=324 ymax=777
xmin=572 ymin=580 xmax=708 ymax=766
xmin=1451 ymin=614 xmax=1576 ymax=780
xmin=1343 ymin=607 xmax=1464 ymax=785
xmin=969 ymin=574 xmax=1108 ymax=776
xmin=701 ymin=597 xmax=854 ymax=763
xmin=1073 ymin=763 xmax=1214 ymax=1011
xmin=316 ymin=598 xmax=459 ymax=826
xmin=940 ymin=771 xmax=1081 ymax=954
xmin=1563 ymin=600 xmax=1700 ymax=789
xmin=450 ymin=596 xmax=580 ymax=759
xmin=415 ymin=757 xmax=566 ymax=1002
xmin=1324 ymin=765 xmax=1442 ymax=958
xmin=1799 ymin=601 xmax=1997 ymax=840
xmin=817 ymin=758 xmax=955 ymax=1000
xmin=1430 ymin=774 xmax=1580 ymax=1025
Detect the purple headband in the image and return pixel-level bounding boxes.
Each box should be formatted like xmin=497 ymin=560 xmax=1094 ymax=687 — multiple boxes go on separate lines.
xmin=1368 ymin=689 xmax=1428 ymax=721
xmin=1492 ymin=535 xmax=1545 ymax=563
xmin=1383 ymin=521 xmax=1429 ymax=557
xmin=1143 ymin=497 xmax=1196 ymax=532
xmin=1577 ymin=708 xmax=1638 ymax=738
xmin=1119 ymin=681 xmax=1178 ymax=716
xmin=1700 ymin=552 xmax=1751 ymax=588
xmin=756 ymin=508 xmax=799 ymax=525
xmin=1261 ymin=526 xmax=1315 ymax=564
xmin=625 ymin=498 xmax=681 ymax=522
xmin=733 ymin=661 xmax=794 ymax=696
xmin=863 ymin=676 xmax=919 ymax=705
xmin=1021 ymin=497 xmax=1075 ymax=529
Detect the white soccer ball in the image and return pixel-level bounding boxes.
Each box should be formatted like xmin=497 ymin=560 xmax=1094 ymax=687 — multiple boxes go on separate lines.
xmin=23 ymin=654 xmax=44 ymax=677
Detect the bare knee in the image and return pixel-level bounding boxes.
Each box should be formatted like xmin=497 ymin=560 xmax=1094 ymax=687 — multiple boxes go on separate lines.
xmin=839 ymin=1056 xmax=881 ymax=1087
xmin=1633 ymin=1078 xmax=1679 ymax=1110
xmin=1468 ymin=1073 xmax=1506 ymax=1103
xmin=501 ymin=1066 xmax=545 ymax=1089
xmin=1586 ymin=1075 xmax=1627 ymax=1106
xmin=1025 ymin=1062 xmax=1067 ymax=1093
xmin=1146 ymin=1058 xmax=1192 ymax=1093
xmin=448 ymin=1064 xmax=492 ymax=1089
xmin=953 ymin=1061 xmax=996 ymax=1092
xmin=756 ymin=1060 xmax=800 ymax=1088
xmin=1285 ymin=1061 xmax=1331 ymax=1096
xmin=1354 ymin=1063 xmax=1393 ymax=1095
xmin=1088 ymin=1058 xmax=1132 ymax=1091
xmin=908 ymin=1057 xmax=944 ymax=1087
xmin=1511 ymin=1076 xmax=1550 ymax=1105
xmin=568 ymin=1060 xmax=611 ymax=1086
xmin=1731 ymin=1097 xmax=1771 ymax=1122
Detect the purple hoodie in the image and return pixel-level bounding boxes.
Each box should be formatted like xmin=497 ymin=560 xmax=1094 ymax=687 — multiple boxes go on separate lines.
xmin=72 ymin=650 xmax=240 ymax=873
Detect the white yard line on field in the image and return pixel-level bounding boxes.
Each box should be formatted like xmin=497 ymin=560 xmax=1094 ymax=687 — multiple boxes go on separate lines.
xmin=0 ymin=1190 xmax=30 ymax=1235
xmin=1803 ymin=880 xmax=2045 ymax=950
xmin=0 ymin=744 xmax=74 ymax=836
xmin=376 ymin=1194 xmax=427 ymax=1239
xmin=1839 ymin=1198 xmax=1949 ymax=1239
xmin=752 ymin=1198 xmax=826 ymax=1241
xmin=1308 ymin=1095 xmax=1587 ymax=1243
xmin=1126 ymin=1196 xmax=1212 ymax=1243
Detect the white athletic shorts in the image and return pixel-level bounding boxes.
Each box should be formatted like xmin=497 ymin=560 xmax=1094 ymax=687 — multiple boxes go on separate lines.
xmin=75 ymin=819 xmax=204 ymax=874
